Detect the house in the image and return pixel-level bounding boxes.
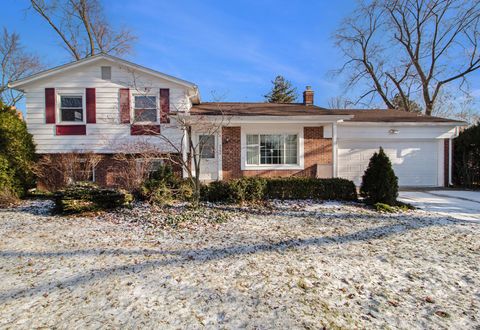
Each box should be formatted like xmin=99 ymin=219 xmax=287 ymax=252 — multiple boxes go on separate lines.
xmin=9 ymin=54 xmax=464 ymax=189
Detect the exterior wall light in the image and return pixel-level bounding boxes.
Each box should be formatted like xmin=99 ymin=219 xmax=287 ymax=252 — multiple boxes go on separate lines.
xmin=389 ymin=128 xmax=399 ymax=135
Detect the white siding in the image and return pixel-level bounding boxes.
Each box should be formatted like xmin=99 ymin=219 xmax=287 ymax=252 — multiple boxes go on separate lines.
xmin=23 ymin=59 xmax=191 ymax=153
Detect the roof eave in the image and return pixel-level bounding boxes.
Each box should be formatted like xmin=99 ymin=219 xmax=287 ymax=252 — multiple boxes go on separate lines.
xmin=8 ymin=53 xmax=198 ymax=91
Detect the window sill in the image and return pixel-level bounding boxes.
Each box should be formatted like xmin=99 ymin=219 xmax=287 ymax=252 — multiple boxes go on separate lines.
xmin=242 ymin=164 xmax=303 ymax=171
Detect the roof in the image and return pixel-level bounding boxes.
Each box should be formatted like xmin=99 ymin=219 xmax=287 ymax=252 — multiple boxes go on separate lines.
xmin=191 ymin=102 xmax=464 ymax=123
xmin=9 ymin=53 xmax=198 ymax=91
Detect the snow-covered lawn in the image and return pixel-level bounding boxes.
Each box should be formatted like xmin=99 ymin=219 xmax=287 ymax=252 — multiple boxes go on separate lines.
xmin=399 ymin=190 xmax=480 ymax=221
xmin=0 ymin=200 xmax=479 ymax=329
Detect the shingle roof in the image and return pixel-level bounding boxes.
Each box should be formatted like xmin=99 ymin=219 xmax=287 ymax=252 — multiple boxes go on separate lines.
xmin=190 ymin=102 xmax=464 ymax=123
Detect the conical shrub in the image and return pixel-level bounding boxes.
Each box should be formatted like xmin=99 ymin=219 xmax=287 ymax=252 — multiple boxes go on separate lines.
xmin=360 ymin=147 xmax=398 ymax=205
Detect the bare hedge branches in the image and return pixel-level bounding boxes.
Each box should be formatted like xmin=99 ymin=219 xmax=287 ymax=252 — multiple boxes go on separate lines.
xmin=34 ymin=152 xmax=101 ymax=191
xmin=0 ymin=28 xmax=42 ymax=105
xmin=334 ymin=0 xmax=480 ymax=115
xmin=30 ymin=0 xmax=136 ymax=60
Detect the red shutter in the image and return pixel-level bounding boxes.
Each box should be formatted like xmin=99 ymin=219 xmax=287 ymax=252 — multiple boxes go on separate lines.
xmin=119 ymin=88 xmax=130 ymax=123
xmin=86 ymin=88 xmax=96 ymax=123
xmin=160 ymin=88 xmax=170 ymax=123
xmin=45 ymin=88 xmax=55 ymax=124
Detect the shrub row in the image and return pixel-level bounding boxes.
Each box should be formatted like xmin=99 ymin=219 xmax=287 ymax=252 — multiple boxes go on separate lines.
xmin=54 ymin=182 xmax=133 ymax=214
xmin=202 ymin=177 xmax=357 ymax=203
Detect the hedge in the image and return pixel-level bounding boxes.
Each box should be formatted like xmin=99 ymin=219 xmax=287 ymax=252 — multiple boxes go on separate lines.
xmin=454 ymin=123 xmax=480 ymax=187
xmin=202 ymin=177 xmax=357 ymax=203
xmin=54 ymin=182 xmax=133 ymax=214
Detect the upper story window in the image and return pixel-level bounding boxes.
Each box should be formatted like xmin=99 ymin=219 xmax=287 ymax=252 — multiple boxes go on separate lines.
xmin=60 ymin=95 xmax=84 ymax=122
xmin=246 ymin=134 xmax=298 ymax=165
xmin=134 ymin=95 xmax=157 ymax=123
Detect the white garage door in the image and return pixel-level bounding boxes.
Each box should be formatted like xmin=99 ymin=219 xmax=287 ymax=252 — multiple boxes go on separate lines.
xmin=338 ymin=140 xmax=441 ymax=187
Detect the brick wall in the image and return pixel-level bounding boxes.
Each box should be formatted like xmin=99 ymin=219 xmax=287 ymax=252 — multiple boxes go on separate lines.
xmin=36 ymin=153 xmax=181 ymax=191
xmin=222 ymin=127 xmax=242 ymax=180
xmin=221 ymin=126 xmax=332 ymax=180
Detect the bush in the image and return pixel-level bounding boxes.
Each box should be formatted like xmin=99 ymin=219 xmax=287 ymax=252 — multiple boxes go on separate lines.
xmin=360 ymin=147 xmax=398 ymax=205
xmin=138 ymin=164 xmax=192 ymax=204
xmin=202 ymin=177 xmax=357 ymax=203
xmin=201 ymin=177 xmax=267 ymax=204
xmin=454 ymin=123 xmax=480 ymax=187
xmin=0 ymin=103 xmax=36 ymax=197
xmin=54 ymin=182 xmax=133 ymax=214
xmin=265 ymin=177 xmax=357 ymax=201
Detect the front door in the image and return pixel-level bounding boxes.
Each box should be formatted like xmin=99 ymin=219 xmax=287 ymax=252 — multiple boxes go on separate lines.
xmin=195 ymin=133 xmax=218 ymax=181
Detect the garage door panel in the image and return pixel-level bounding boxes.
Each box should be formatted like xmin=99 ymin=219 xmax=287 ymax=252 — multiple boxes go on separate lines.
xmin=338 ymin=140 xmax=439 ymax=187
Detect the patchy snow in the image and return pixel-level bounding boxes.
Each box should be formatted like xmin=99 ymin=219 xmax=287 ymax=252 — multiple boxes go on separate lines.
xmin=399 ymin=190 xmax=480 ymax=221
xmin=0 ymin=200 xmax=479 ymax=329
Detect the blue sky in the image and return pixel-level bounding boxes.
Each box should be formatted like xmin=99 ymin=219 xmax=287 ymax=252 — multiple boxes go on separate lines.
xmin=4 ymin=0 xmax=479 ymax=110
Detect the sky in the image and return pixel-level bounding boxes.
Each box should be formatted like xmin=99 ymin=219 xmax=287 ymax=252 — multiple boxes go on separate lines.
xmin=3 ymin=0 xmax=479 ymax=111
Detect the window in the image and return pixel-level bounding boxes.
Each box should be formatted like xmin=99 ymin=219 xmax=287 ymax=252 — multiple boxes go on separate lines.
xmin=134 ymin=95 xmax=157 ymax=123
xmin=199 ymin=135 xmax=215 ymax=159
xmin=135 ymin=158 xmax=165 ymax=178
xmin=246 ymin=134 xmax=298 ymax=165
xmin=60 ymin=95 xmax=83 ymax=122
xmin=101 ymin=66 xmax=111 ymax=80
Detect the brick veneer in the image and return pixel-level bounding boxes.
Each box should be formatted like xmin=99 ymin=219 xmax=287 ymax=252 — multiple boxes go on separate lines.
xmin=36 ymin=153 xmax=181 ymax=190
xmin=221 ymin=126 xmax=332 ymax=180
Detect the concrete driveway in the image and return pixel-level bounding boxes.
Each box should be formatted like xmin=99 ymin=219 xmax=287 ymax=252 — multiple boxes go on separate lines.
xmin=399 ymin=190 xmax=480 ymax=221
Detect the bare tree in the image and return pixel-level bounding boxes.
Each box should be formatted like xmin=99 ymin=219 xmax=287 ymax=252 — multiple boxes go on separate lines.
xmin=0 ymin=28 xmax=42 ymax=105
xmin=111 ymin=70 xmax=230 ymax=205
xmin=30 ymin=0 xmax=136 ymax=60
xmin=327 ymin=96 xmax=355 ymax=109
xmin=334 ymin=0 xmax=480 ymax=115
xmin=433 ymin=88 xmax=480 ymax=124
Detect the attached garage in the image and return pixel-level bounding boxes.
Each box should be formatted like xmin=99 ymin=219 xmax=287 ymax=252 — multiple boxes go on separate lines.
xmin=338 ymin=139 xmax=444 ymax=187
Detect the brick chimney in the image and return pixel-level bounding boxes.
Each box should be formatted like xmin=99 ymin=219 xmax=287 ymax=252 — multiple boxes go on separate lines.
xmin=303 ymin=86 xmax=314 ymax=105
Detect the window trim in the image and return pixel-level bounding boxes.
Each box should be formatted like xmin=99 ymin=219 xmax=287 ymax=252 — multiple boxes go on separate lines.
xmin=56 ymin=91 xmax=86 ymax=125
xmin=131 ymin=92 xmax=160 ymax=125
xmin=241 ymin=127 xmax=304 ymax=171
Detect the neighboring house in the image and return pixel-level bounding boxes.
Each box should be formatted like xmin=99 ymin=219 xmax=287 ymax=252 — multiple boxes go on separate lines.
xmin=10 ymin=54 xmax=464 ymax=188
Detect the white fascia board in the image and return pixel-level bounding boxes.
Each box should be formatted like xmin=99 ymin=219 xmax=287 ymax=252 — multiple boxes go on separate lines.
xmin=179 ymin=115 xmax=353 ymax=125
xmin=9 ymin=53 xmax=198 ymax=91
xmin=340 ymin=121 xmax=466 ymax=127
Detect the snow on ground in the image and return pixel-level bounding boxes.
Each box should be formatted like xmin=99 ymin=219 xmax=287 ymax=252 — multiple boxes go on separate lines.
xmin=0 ymin=200 xmax=479 ymax=329
xmin=399 ymin=190 xmax=480 ymax=221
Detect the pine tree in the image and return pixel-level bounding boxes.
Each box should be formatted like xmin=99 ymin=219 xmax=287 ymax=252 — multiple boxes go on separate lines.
xmin=360 ymin=147 xmax=399 ymax=205
xmin=391 ymin=94 xmax=423 ymax=113
xmin=264 ymin=76 xmax=298 ymax=103
xmin=0 ymin=102 xmax=37 ymax=197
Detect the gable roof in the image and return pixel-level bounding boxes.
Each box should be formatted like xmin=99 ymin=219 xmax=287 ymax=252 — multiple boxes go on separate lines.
xmin=190 ymin=102 xmax=465 ymax=124
xmin=9 ymin=53 xmax=198 ymax=91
